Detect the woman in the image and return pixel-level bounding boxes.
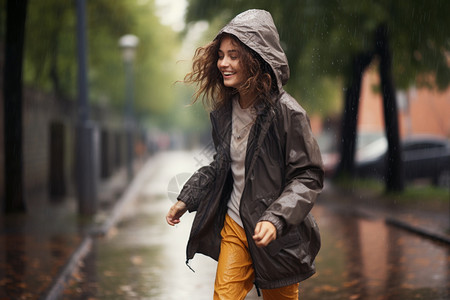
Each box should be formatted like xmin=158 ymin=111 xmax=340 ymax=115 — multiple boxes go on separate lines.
xmin=166 ymin=9 xmax=324 ymax=299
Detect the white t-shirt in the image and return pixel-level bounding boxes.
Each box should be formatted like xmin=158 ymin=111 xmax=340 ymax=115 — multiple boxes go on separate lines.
xmin=227 ymin=98 xmax=257 ymax=227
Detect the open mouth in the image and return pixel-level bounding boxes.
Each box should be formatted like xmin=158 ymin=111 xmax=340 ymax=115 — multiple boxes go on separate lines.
xmin=222 ymin=71 xmax=235 ymax=77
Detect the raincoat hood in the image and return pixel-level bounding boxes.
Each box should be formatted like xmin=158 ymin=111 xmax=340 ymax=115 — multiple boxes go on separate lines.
xmin=216 ymin=9 xmax=290 ymax=90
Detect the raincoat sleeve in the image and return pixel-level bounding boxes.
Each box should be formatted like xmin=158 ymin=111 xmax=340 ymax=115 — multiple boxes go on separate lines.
xmin=259 ymin=106 xmax=324 ymax=236
xmin=177 ymin=114 xmax=222 ymax=213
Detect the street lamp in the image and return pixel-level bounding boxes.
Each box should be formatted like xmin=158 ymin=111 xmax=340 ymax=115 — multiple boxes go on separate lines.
xmin=119 ymin=34 xmax=139 ymax=181
xmin=76 ymin=0 xmax=99 ymax=215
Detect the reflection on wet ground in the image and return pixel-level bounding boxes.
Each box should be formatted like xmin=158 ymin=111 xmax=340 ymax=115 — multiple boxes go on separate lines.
xmin=0 ymin=160 xmax=129 ymax=299
xmin=0 ymin=197 xmax=83 ymax=299
xmin=0 ymin=234 xmax=82 ymax=298
xmin=302 ymin=205 xmax=449 ymax=299
xmin=62 ymin=152 xmax=450 ymax=299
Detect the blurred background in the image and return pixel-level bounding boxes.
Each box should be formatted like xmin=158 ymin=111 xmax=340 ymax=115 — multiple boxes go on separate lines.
xmin=0 ymin=0 xmax=449 ymax=299
xmin=1 ymin=0 xmax=449 ymax=209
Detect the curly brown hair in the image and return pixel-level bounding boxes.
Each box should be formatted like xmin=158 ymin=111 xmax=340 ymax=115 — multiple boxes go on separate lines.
xmin=184 ymin=33 xmax=277 ymax=111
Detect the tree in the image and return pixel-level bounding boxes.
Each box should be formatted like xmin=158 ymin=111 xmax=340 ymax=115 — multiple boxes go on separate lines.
xmin=1 ymin=0 xmax=182 ymax=212
xmin=23 ymin=0 xmax=181 ymax=117
xmin=333 ymin=1 xmax=450 ymax=192
xmin=2 ymin=0 xmax=28 ymax=212
xmin=185 ymin=0 xmax=450 ymax=192
xmin=24 ymin=0 xmax=133 ymax=103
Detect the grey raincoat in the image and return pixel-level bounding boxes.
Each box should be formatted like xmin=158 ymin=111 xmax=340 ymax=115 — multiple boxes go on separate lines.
xmin=178 ymin=9 xmax=324 ymax=289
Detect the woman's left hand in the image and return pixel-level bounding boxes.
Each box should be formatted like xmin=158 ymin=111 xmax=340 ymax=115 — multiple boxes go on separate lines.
xmin=253 ymin=221 xmax=277 ymax=247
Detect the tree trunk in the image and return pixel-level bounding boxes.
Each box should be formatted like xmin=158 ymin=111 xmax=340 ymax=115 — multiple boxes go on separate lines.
xmin=375 ymin=25 xmax=404 ymax=192
xmin=336 ymin=52 xmax=373 ymax=177
xmin=3 ymin=0 xmax=28 ymax=213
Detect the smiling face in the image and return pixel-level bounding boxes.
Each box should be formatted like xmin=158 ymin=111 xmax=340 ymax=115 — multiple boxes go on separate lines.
xmin=217 ymin=35 xmax=247 ymax=89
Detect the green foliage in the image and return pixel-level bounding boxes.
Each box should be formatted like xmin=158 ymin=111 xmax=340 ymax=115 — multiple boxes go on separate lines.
xmin=24 ymin=0 xmax=77 ymax=96
xmin=131 ymin=2 xmax=179 ymax=116
xmin=336 ymin=177 xmax=449 ymax=208
xmin=185 ymin=0 xmax=450 ymax=115
xmin=22 ymin=0 xmax=181 ymax=122
xmin=86 ymin=0 xmax=134 ymax=109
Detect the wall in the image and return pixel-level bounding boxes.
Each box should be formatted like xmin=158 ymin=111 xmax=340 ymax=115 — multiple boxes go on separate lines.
xmin=0 ymin=87 xmax=130 ymax=210
xmin=358 ymin=70 xmax=450 ymax=138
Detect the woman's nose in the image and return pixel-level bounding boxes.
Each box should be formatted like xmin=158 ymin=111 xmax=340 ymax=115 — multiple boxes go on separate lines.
xmin=218 ymin=57 xmax=229 ymax=68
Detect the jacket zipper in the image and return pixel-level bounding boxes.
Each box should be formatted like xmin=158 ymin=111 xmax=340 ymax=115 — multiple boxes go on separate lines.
xmin=240 ymin=107 xmax=275 ymax=294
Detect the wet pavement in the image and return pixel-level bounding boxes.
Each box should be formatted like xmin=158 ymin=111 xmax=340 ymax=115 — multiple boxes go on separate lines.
xmin=62 ymin=151 xmax=233 ymax=299
xmin=61 ymin=151 xmax=450 ymax=300
xmin=0 ymin=163 xmax=130 ymax=299
xmin=301 ymin=206 xmax=449 ymax=299
xmin=0 ymin=194 xmax=84 ymax=298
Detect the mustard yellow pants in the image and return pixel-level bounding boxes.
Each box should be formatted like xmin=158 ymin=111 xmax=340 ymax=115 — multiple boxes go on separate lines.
xmin=214 ymin=214 xmax=299 ymax=300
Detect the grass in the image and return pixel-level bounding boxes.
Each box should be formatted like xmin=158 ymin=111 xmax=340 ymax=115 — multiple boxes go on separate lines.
xmin=333 ymin=176 xmax=449 ymax=211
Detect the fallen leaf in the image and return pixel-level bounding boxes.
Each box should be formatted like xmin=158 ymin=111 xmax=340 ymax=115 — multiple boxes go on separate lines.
xmin=343 ymin=279 xmax=359 ymax=288
xmin=130 ymin=255 xmax=143 ymax=265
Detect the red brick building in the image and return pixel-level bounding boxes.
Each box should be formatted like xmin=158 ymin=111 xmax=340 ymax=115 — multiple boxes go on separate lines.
xmin=359 ymin=70 xmax=450 ymax=138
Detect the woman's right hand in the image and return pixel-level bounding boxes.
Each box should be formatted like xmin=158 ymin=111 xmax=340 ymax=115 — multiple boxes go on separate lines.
xmin=166 ymin=200 xmax=188 ymax=226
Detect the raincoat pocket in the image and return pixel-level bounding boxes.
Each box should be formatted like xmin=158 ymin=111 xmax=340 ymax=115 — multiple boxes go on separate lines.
xmin=266 ymin=227 xmax=301 ymax=256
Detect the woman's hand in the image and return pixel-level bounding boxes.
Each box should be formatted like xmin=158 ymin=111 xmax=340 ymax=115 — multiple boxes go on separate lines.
xmin=253 ymin=221 xmax=277 ymax=247
xmin=166 ymin=200 xmax=188 ymax=226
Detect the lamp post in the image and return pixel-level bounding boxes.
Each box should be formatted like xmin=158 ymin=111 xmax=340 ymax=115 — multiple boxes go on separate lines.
xmin=76 ymin=0 xmax=98 ymax=215
xmin=119 ymin=34 xmax=139 ymax=181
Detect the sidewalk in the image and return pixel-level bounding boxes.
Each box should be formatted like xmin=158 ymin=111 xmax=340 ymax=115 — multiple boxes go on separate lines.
xmin=0 ymin=159 xmax=146 ymax=300
xmin=319 ymin=181 xmax=450 ymax=244
xmin=0 ymin=152 xmax=449 ymax=299
xmin=62 ymin=153 xmax=450 ymax=299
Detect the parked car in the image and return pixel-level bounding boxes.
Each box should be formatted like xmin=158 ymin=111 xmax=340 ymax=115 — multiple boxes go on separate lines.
xmin=316 ymin=132 xmax=339 ymax=177
xmin=317 ymin=131 xmax=386 ymax=178
xmin=355 ymin=134 xmax=450 ymax=187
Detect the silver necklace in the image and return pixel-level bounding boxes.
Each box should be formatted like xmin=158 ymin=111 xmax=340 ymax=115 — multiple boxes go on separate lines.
xmin=232 ymin=119 xmax=256 ymax=140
